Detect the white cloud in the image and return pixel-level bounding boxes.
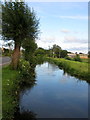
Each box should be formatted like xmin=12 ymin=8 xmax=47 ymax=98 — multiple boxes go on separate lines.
xmin=39 ymin=36 xmax=55 ymax=43
xmin=60 ymin=29 xmax=70 ymax=33
xmin=62 ymin=42 xmax=88 ymax=53
xmin=64 ymin=36 xmax=88 ymax=43
xmin=36 ymin=36 xmax=63 ymax=49
xmin=36 ymin=35 xmax=88 ymax=53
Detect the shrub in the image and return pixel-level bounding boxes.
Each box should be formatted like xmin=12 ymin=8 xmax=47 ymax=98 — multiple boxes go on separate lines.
xmin=65 ymin=56 xmax=72 ymax=60
xmin=18 ymin=59 xmax=31 ymax=76
xmin=73 ymin=55 xmax=82 ymax=62
xmin=60 ymin=50 xmax=67 ymax=58
xmin=18 ymin=59 xmax=36 ymax=88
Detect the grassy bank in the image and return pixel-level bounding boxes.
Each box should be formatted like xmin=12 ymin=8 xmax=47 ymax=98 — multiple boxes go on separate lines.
xmin=2 ymin=65 xmax=19 ymax=120
xmin=2 ymin=59 xmax=36 ymax=120
xmin=81 ymin=58 xmax=88 ymax=63
xmin=47 ymin=57 xmax=90 ymax=82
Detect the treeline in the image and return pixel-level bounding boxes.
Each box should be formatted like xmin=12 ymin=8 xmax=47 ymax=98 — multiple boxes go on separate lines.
xmin=34 ymin=44 xmax=84 ymax=62
xmin=34 ymin=44 xmax=68 ymax=58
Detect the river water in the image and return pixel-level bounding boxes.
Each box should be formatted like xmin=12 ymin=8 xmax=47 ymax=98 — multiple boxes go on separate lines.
xmin=19 ymin=62 xmax=88 ymax=118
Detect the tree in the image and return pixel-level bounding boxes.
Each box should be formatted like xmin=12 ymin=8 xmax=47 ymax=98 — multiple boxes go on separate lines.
xmin=88 ymin=51 xmax=90 ymax=58
xmin=2 ymin=2 xmax=39 ymax=69
xmin=34 ymin=47 xmax=45 ymax=56
xmin=52 ymin=44 xmax=61 ymax=58
xmin=73 ymin=54 xmax=82 ymax=62
xmin=22 ymin=38 xmax=37 ymax=65
xmin=60 ymin=50 xmax=67 ymax=58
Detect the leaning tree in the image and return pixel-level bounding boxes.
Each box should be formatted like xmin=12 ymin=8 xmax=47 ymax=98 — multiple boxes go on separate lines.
xmin=2 ymin=2 xmax=39 ymax=69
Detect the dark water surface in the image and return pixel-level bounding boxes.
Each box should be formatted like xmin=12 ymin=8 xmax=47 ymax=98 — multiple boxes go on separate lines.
xmin=19 ymin=62 xmax=88 ymax=118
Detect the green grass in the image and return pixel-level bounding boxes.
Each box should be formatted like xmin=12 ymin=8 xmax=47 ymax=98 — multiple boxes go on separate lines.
xmin=2 ymin=65 xmax=19 ymax=120
xmin=2 ymin=60 xmax=36 ymax=120
xmin=0 ymin=66 xmax=2 ymax=120
xmin=47 ymin=57 xmax=90 ymax=82
xmin=81 ymin=58 xmax=88 ymax=63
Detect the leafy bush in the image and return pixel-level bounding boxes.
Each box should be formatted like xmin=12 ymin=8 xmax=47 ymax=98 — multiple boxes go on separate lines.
xmin=60 ymin=50 xmax=67 ymax=58
xmin=65 ymin=56 xmax=72 ymax=60
xmin=18 ymin=59 xmax=36 ymax=88
xmin=73 ymin=55 xmax=82 ymax=62
xmin=18 ymin=59 xmax=31 ymax=76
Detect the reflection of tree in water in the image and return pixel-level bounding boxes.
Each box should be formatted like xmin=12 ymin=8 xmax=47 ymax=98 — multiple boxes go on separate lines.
xmin=14 ymin=65 xmax=37 ymax=120
xmin=14 ymin=108 xmax=37 ymax=120
xmin=63 ymin=68 xmax=90 ymax=84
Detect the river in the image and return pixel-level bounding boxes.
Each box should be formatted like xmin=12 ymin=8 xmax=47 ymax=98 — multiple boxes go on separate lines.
xmin=19 ymin=62 xmax=88 ymax=118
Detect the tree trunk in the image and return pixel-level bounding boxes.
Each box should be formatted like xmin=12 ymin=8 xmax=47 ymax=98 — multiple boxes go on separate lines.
xmin=11 ymin=43 xmax=20 ymax=69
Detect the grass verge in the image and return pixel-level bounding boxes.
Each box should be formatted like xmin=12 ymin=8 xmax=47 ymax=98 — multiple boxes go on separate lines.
xmin=47 ymin=57 xmax=90 ymax=82
xmin=2 ymin=65 xmax=19 ymax=120
xmin=2 ymin=59 xmax=36 ymax=120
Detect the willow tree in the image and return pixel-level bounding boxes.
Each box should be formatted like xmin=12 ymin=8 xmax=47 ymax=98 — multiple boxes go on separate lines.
xmin=22 ymin=37 xmax=37 ymax=65
xmin=2 ymin=2 xmax=39 ymax=69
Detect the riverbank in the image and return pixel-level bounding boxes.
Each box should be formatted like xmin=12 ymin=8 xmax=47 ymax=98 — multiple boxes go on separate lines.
xmin=2 ymin=59 xmax=36 ymax=120
xmin=2 ymin=65 xmax=19 ymax=120
xmin=2 ymin=57 xmax=89 ymax=119
xmin=47 ymin=57 xmax=90 ymax=82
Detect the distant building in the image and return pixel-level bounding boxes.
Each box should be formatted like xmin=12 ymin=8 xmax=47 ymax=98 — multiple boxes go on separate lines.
xmin=67 ymin=53 xmax=76 ymax=58
xmin=79 ymin=54 xmax=88 ymax=59
xmin=68 ymin=53 xmax=88 ymax=59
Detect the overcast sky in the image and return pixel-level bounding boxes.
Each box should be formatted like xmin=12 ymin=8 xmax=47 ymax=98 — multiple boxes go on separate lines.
xmin=27 ymin=2 xmax=88 ymax=53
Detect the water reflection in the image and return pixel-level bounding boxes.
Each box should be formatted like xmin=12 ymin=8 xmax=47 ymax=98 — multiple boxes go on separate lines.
xmin=19 ymin=62 xmax=88 ymax=118
xmin=14 ymin=108 xmax=37 ymax=120
xmin=13 ymin=65 xmax=37 ymax=120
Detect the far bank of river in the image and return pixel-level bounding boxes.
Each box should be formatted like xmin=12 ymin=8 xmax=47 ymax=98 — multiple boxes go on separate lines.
xmin=46 ymin=57 xmax=90 ymax=82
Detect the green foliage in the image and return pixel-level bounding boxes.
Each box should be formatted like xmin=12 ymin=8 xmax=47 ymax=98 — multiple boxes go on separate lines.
xmin=88 ymin=51 xmax=90 ymax=58
xmin=2 ymin=48 xmax=13 ymax=56
xmin=47 ymin=57 xmax=90 ymax=81
xmin=34 ymin=47 xmax=46 ymax=56
xmin=60 ymin=50 xmax=68 ymax=58
xmin=2 ymin=62 xmax=36 ymax=119
xmin=2 ymin=2 xmax=39 ymax=69
xmin=22 ymin=38 xmax=37 ymax=64
xmin=18 ymin=59 xmax=31 ymax=76
xmin=18 ymin=59 xmax=36 ymax=87
xmin=73 ymin=54 xmax=82 ymax=62
xmin=2 ymin=65 xmax=19 ymax=120
xmin=2 ymin=48 xmax=9 ymax=56
xmin=65 ymin=56 xmax=72 ymax=60
xmin=34 ymin=55 xmax=47 ymax=65
xmin=2 ymin=2 xmax=39 ymax=43
xmin=52 ymin=44 xmax=61 ymax=58
xmin=81 ymin=58 xmax=88 ymax=63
